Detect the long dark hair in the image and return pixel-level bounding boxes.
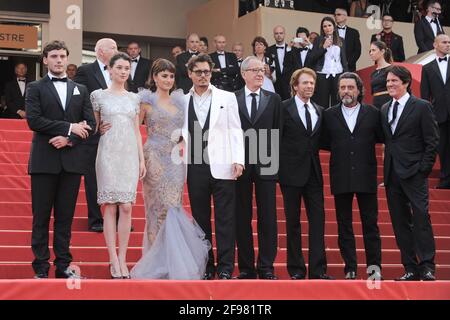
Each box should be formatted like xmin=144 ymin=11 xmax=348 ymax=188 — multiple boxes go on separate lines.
xmin=146 ymin=58 xmax=176 ymax=92
xmin=371 ymin=41 xmax=393 ymax=64
xmin=319 ymin=16 xmax=343 ymax=47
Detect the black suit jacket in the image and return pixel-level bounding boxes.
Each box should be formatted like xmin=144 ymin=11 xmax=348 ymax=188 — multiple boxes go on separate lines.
xmin=210 ymin=51 xmax=240 ymax=91
xmin=421 ymin=58 xmax=450 ymax=124
xmin=414 ymin=16 xmax=445 ymax=54
xmin=322 ymin=103 xmax=384 ymax=194
xmin=176 ymin=51 xmax=198 ymax=94
xmin=267 ymin=44 xmax=291 ymax=99
xmin=235 ymin=88 xmax=282 ymax=180
xmin=310 ymin=36 xmax=349 ymax=73
xmin=25 ymin=76 xmax=96 ymax=175
xmin=279 ymin=97 xmax=324 ymax=187
xmin=284 ymin=47 xmax=314 ymax=86
xmin=341 ymin=27 xmax=361 ymax=72
xmin=381 ymin=95 xmax=439 ymax=183
xmin=4 ymin=79 xmax=28 ymax=119
xmin=370 ymin=32 xmax=406 ymax=62
xmin=127 ymin=57 xmax=151 ymax=93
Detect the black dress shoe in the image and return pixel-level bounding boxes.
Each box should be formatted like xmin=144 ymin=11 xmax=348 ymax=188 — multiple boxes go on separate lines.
xmin=290 ymin=273 xmax=306 ymax=280
xmin=395 ymin=272 xmax=420 ymax=281
xmin=259 ymin=272 xmax=278 ymax=280
xmin=203 ymin=272 xmax=215 ymax=280
xmin=234 ymin=272 xmax=257 ymax=279
xmin=88 ymin=223 xmax=103 ymax=233
xmin=55 ymin=267 xmax=84 ymax=279
xmin=310 ymin=274 xmax=335 ymax=280
xmin=421 ymin=271 xmax=436 ymax=281
xmin=34 ymin=273 xmax=48 ymax=279
xmin=218 ymin=272 xmax=232 ymax=280
xmin=345 ymin=271 xmax=356 ymax=280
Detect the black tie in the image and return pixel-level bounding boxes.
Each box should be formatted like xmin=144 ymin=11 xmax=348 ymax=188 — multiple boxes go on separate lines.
xmin=51 ymin=77 xmax=68 ymax=83
xmin=304 ymin=104 xmax=312 ymax=135
xmin=389 ymin=101 xmax=399 ymax=127
xmin=338 ymin=26 xmax=346 ymax=30
xmin=250 ymin=93 xmax=258 ymax=123
xmin=217 ymin=53 xmax=225 ymax=56
xmin=131 ymin=59 xmax=138 ymax=63
xmin=17 ymin=79 xmax=26 ymax=82
xmin=298 ymin=47 xmax=308 ymax=52
xmin=103 ymin=65 xmax=108 ymax=70
xmin=276 ymin=46 xmax=284 ymax=50
xmin=439 ymin=56 xmax=448 ymax=62
xmin=431 ymin=19 xmax=437 ymax=24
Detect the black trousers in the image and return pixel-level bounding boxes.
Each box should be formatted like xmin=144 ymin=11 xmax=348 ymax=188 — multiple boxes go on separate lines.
xmin=312 ymin=73 xmax=341 ymax=109
xmin=84 ymin=143 xmax=103 ymax=227
xmin=280 ymin=169 xmax=327 ymax=278
xmin=438 ymin=121 xmax=450 ymax=186
xmin=235 ymin=165 xmax=277 ymax=275
xmin=187 ymin=164 xmax=236 ymax=274
xmin=386 ymin=166 xmax=436 ymax=273
xmin=334 ymin=192 xmax=382 ymax=274
xmin=31 ymin=172 xmax=81 ymax=274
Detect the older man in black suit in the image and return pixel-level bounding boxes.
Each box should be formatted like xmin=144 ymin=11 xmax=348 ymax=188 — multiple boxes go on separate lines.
xmin=210 ymin=35 xmax=240 ymax=92
xmin=382 ymin=65 xmax=439 ymax=281
xmin=4 ymin=62 xmax=29 ymax=119
xmin=176 ymin=33 xmax=200 ymax=93
xmin=334 ymin=8 xmax=361 ymax=72
xmin=26 ymin=40 xmax=95 ymax=279
xmin=322 ymin=72 xmax=383 ymax=280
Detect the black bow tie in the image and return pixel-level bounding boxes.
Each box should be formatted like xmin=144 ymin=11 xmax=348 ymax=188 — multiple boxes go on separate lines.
xmin=298 ymin=47 xmax=308 ymax=52
xmin=190 ymin=51 xmax=199 ymax=56
xmin=338 ymin=26 xmax=346 ymax=30
xmin=439 ymin=56 xmax=448 ymax=62
xmin=131 ymin=59 xmax=138 ymax=63
xmin=103 ymin=65 xmax=108 ymax=70
xmin=17 ymin=79 xmax=26 ymax=82
xmin=276 ymin=46 xmax=285 ymax=50
xmin=431 ymin=19 xmax=438 ymax=24
xmin=51 ymin=77 xmax=68 ymax=82
xmin=217 ymin=52 xmax=225 ymax=56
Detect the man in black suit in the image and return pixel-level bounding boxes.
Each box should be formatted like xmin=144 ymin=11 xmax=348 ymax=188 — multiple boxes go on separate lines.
xmin=234 ymin=56 xmax=282 ymax=280
xmin=421 ymin=34 xmax=450 ymax=189
xmin=210 ymin=35 xmax=240 ymax=92
xmin=370 ymin=15 xmax=406 ymax=62
xmin=322 ymin=72 xmax=383 ymax=280
xmin=74 ymin=38 xmax=118 ymax=232
xmin=267 ymin=25 xmax=291 ymax=100
xmin=176 ymin=33 xmax=200 ymax=93
xmin=414 ymin=0 xmax=445 ymax=53
xmin=126 ymin=41 xmax=151 ymax=93
xmin=279 ymin=67 xmax=332 ymax=280
xmin=334 ymin=8 xmax=361 ymax=72
xmin=284 ymin=27 xmax=314 ymax=86
xmin=4 ymin=62 xmax=29 ymax=119
xmin=382 ymin=65 xmax=439 ymax=281
xmin=232 ymin=42 xmax=246 ymax=90
xmin=26 ymin=40 xmax=95 ymax=279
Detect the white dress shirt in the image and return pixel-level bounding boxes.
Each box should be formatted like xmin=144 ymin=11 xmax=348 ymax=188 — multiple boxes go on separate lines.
xmin=276 ymin=43 xmax=287 ymax=73
xmin=190 ymin=84 xmax=213 ymax=128
xmin=437 ymin=54 xmax=449 ymax=85
xmin=48 ymin=72 xmax=71 ymax=135
xmin=389 ymin=92 xmax=410 ymax=133
xmin=17 ymin=78 xmax=26 ymax=96
xmin=299 ymin=47 xmax=309 ymax=66
xmin=130 ymin=55 xmax=140 ymax=80
xmin=341 ymin=103 xmax=361 ymax=133
xmin=426 ymin=15 xmax=440 ymax=37
xmin=216 ymin=51 xmax=226 ymax=69
xmin=97 ymin=60 xmax=111 ymax=88
xmin=319 ymin=44 xmax=343 ymax=78
xmin=337 ymin=25 xmax=347 ymax=39
xmin=244 ymin=86 xmax=261 ymax=118
xmin=294 ymin=96 xmax=318 ymax=131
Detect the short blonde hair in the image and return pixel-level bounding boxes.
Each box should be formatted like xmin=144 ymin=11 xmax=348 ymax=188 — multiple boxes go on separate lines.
xmin=290 ymin=67 xmax=317 ymax=96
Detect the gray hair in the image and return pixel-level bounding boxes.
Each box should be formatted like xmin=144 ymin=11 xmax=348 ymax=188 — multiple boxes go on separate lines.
xmin=338 ymin=72 xmax=365 ymax=102
xmin=240 ymin=56 xmax=263 ymax=73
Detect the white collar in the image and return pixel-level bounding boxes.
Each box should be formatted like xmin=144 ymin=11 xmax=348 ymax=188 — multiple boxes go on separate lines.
xmin=436 ymin=54 xmax=449 ymax=62
xmin=97 ymin=60 xmax=107 ymax=71
xmin=189 ymin=84 xmax=214 ymax=97
xmin=245 ymin=86 xmax=261 ymax=97
xmin=295 ymin=95 xmax=312 ymax=108
xmin=394 ymin=92 xmax=410 ymax=107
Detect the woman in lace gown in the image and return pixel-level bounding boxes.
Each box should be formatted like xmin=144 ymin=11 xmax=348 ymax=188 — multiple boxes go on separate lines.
xmin=130 ymin=59 xmax=210 ymax=280
xmin=91 ymin=52 xmax=146 ymax=279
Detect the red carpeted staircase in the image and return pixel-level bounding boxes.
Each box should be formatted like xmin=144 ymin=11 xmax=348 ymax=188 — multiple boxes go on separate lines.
xmin=0 ymin=118 xmax=449 ymax=282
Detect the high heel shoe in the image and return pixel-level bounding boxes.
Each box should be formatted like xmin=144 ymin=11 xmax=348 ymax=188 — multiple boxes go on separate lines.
xmin=110 ymin=264 xmax=122 ymax=279
xmin=119 ymin=262 xmax=130 ymax=279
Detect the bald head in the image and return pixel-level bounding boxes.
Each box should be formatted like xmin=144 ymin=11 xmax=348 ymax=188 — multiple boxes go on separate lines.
xmin=95 ymin=38 xmax=118 ymax=64
xmin=187 ymin=33 xmax=200 ymax=52
xmin=273 ymin=25 xmax=286 ymax=45
xmin=214 ymin=35 xmax=226 ymax=52
xmin=434 ymin=34 xmax=450 ymax=56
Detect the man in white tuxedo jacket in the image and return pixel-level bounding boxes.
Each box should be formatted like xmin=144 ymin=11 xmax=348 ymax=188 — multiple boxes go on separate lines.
xmin=181 ymin=54 xmax=244 ymax=280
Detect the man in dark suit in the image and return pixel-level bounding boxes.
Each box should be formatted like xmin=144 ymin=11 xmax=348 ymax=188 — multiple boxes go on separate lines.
xmin=382 ymin=65 xmax=439 ymax=281
xmin=284 ymin=27 xmax=314 ymax=86
xmin=334 ymin=8 xmax=361 ymax=72
xmin=126 ymin=41 xmax=151 ymax=93
xmin=4 ymin=62 xmax=29 ymax=119
xmin=267 ymin=25 xmax=291 ymax=100
xmin=176 ymin=33 xmax=200 ymax=93
xmin=26 ymin=40 xmax=95 ymax=279
xmin=370 ymin=15 xmax=406 ymax=62
xmin=210 ymin=35 xmax=240 ymax=92
xmin=279 ymin=67 xmax=332 ymax=280
xmin=421 ymin=34 xmax=450 ymax=189
xmin=232 ymin=42 xmax=246 ymax=90
xmin=74 ymin=38 xmax=118 ymax=232
xmin=234 ymin=56 xmax=282 ymax=280
xmin=322 ymin=72 xmax=383 ymax=280
xmin=414 ymin=0 xmax=445 ymax=53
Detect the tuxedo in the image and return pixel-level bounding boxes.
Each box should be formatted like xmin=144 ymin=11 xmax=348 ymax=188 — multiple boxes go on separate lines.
xmin=279 ymin=97 xmax=327 ymax=278
xmin=74 ymin=61 xmax=108 ymax=228
xmin=381 ymin=94 xmax=439 ymax=275
xmin=284 ymin=46 xmax=314 ymax=84
xmin=25 ymin=75 xmax=95 ymax=276
xmin=322 ymin=103 xmax=383 ymax=274
xmin=414 ymin=16 xmax=445 ymax=54
xmin=421 ymin=57 xmax=450 ymax=186
xmin=176 ymin=51 xmax=198 ymax=94
xmin=4 ymin=78 xmax=28 ymax=119
xmin=210 ymin=51 xmax=240 ymax=92
xmin=234 ymin=87 xmax=282 ymax=277
xmin=127 ymin=56 xmax=151 ymax=93
xmin=370 ymin=32 xmax=405 ymax=62
xmin=234 ymin=58 xmax=245 ymax=90
xmin=267 ymin=43 xmax=291 ymax=100
xmin=338 ymin=26 xmax=361 ymax=72
xmin=182 ymin=85 xmax=244 ymax=276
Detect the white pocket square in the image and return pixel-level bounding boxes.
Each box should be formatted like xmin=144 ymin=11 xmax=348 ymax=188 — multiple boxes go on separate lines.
xmin=73 ymin=87 xmax=81 ymax=95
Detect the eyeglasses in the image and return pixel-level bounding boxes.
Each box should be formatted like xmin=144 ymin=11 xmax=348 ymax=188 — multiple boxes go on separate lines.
xmin=192 ymin=69 xmax=211 ymax=76
xmin=245 ymin=68 xmax=265 ymax=74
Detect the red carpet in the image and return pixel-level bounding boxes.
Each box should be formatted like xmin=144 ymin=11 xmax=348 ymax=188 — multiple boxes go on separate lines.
xmin=0 ymin=119 xmax=449 ymax=299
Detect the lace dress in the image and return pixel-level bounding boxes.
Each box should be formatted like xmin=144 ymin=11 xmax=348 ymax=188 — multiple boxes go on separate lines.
xmin=130 ymin=89 xmax=210 ymax=280
xmin=90 ymin=89 xmax=140 ymax=204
